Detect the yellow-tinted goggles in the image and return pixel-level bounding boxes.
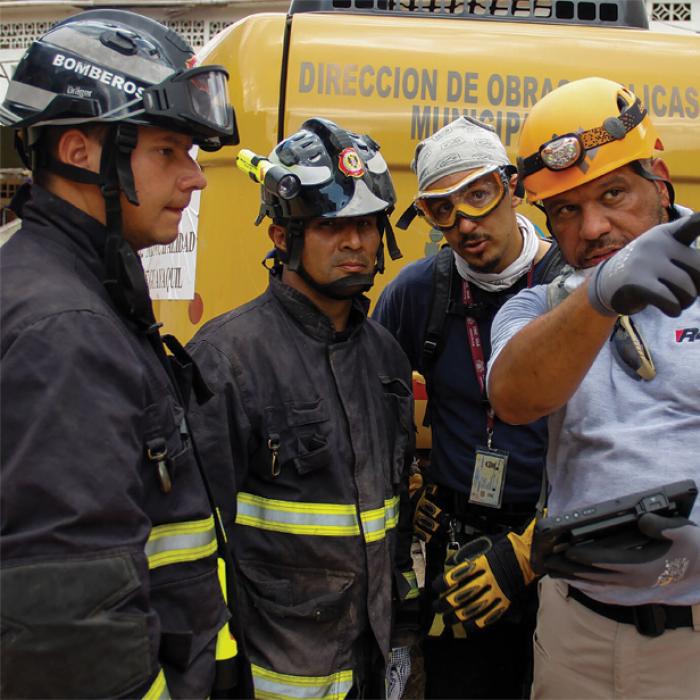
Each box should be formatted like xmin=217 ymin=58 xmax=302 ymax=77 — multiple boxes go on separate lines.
xmin=415 ymin=169 xmax=507 ymax=230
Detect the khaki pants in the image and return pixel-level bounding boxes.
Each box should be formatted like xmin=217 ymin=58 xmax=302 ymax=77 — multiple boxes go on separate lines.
xmin=532 ymin=577 xmax=700 ymax=699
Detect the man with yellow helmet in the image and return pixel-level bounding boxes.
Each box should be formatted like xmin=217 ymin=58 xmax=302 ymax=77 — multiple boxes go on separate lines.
xmin=487 ymin=77 xmax=700 ymax=698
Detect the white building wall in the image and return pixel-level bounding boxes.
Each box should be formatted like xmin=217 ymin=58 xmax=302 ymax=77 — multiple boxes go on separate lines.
xmin=647 ymin=0 xmax=700 ymax=31
xmin=0 ymin=2 xmax=290 ymax=51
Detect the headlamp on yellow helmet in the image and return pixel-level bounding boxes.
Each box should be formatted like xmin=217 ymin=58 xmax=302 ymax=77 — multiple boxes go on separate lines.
xmin=517 ymin=77 xmax=663 ymax=203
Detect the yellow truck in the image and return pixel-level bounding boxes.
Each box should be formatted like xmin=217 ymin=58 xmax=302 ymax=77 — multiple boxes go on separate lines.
xmin=149 ymin=0 xmax=700 ymax=437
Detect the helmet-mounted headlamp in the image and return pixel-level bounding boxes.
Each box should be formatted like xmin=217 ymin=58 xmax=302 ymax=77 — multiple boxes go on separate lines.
xmin=236 ymin=149 xmax=302 ymax=226
xmin=519 ymin=96 xmax=647 ymax=179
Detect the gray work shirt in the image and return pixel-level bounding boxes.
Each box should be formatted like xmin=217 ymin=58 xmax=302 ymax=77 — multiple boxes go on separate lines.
xmin=488 ymin=284 xmax=700 ymax=606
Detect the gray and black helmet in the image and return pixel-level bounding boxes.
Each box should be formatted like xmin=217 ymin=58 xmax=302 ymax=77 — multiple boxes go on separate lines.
xmin=1 ymin=9 xmax=237 ymax=152
xmin=262 ymin=117 xmax=395 ymax=223
xmin=259 ymin=118 xmax=401 ymax=292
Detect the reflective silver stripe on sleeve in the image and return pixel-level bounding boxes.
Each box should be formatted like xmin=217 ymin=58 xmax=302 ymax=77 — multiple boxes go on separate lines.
xmin=145 ymin=515 xmax=217 ymax=569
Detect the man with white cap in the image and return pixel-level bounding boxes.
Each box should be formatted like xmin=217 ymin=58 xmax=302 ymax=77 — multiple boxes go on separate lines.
xmin=374 ymin=116 xmax=564 ymax=698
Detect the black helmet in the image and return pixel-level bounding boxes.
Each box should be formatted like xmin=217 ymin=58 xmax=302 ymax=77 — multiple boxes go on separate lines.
xmin=257 ymin=118 xmax=401 ymax=293
xmin=262 ymin=117 xmax=395 ymax=222
xmin=0 ymin=9 xmax=237 ymax=152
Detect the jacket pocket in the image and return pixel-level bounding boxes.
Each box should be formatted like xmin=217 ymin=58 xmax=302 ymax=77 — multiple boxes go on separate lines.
xmin=1 ymin=553 xmax=154 ymax=699
xmin=237 ymin=560 xmax=357 ymax=676
xmin=255 ymin=398 xmax=332 ymax=480
xmin=379 ymin=375 xmax=414 ymax=485
xmin=152 ymin=566 xmax=229 ymax=673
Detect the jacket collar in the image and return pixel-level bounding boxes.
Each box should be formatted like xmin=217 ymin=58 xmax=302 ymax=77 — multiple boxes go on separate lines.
xmin=268 ymin=273 xmax=368 ymax=343
xmin=12 ymin=183 xmax=110 ymax=281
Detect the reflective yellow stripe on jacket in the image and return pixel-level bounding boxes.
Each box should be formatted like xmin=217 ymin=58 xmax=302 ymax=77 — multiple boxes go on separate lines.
xmin=251 ymin=663 xmax=353 ymax=700
xmin=145 ymin=515 xmax=217 ymax=569
xmin=236 ymin=492 xmax=400 ymax=543
xmin=142 ymin=669 xmax=170 ymax=700
xmin=360 ymin=496 xmax=399 ymax=543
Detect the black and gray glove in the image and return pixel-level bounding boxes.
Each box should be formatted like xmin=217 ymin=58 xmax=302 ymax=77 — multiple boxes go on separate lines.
xmin=413 ymin=483 xmax=443 ymax=543
xmin=432 ymin=518 xmax=538 ymax=632
xmin=544 ymin=513 xmax=700 ymax=589
xmin=588 ymin=212 xmax=700 ymax=317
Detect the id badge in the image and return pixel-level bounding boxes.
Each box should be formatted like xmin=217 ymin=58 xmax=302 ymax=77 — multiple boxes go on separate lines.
xmin=469 ymin=447 xmax=508 ymax=508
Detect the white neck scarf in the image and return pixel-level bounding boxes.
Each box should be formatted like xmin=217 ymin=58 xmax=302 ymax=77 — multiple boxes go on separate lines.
xmin=453 ymin=213 xmax=540 ymax=291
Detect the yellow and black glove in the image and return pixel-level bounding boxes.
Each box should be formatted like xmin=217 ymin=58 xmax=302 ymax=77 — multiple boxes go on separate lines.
xmin=432 ymin=517 xmax=538 ymax=632
xmin=413 ymin=483 xmax=443 ymax=543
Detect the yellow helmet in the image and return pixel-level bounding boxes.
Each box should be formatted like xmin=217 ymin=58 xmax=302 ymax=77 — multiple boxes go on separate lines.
xmin=517 ymin=77 xmax=663 ymax=203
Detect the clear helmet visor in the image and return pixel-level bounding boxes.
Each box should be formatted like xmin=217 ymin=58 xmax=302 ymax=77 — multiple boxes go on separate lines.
xmin=415 ymin=168 xmax=506 ymax=229
xmin=187 ymin=69 xmax=231 ymax=131
xmin=142 ymin=65 xmax=233 ymax=139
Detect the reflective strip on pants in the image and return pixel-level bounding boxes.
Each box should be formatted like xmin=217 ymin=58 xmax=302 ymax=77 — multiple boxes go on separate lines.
xmin=145 ymin=515 xmax=217 ymax=569
xmin=142 ymin=669 xmax=170 ymax=700
xmin=251 ymin=663 xmax=353 ymax=700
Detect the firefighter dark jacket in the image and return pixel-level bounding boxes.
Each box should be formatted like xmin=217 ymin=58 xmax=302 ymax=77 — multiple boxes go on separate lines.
xmin=188 ymin=274 xmax=418 ymax=698
xmin=0 ymin=185 xmax=231 ymax=698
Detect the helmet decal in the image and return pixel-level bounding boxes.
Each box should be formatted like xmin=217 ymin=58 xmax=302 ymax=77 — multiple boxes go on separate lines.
xmin=338 ymin=147 xmax=365 ymax=178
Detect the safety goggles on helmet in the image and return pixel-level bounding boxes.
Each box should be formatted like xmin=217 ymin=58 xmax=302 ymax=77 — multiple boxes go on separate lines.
xmin=141 ymin=66 xmax=236 ymax=148
xmin=414 ymin=167 xmax=507 ymax=230
xmin=519 ymin=96 xmax=647 ymax=179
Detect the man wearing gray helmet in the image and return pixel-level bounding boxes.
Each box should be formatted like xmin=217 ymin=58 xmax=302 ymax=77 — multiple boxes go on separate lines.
xmin=187 ymin=118 xmax=419 ymax=700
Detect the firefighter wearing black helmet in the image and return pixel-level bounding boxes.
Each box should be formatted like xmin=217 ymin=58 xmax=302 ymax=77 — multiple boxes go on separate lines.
xmin=187 ymin=118 xmax=419 ymax=699
xmin=0 ymin=10 xmax=252 ymax=698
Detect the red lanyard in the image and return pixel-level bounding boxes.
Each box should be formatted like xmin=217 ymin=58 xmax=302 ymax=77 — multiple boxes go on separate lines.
xmin=462 ymin=264 xmax=534 ymax=448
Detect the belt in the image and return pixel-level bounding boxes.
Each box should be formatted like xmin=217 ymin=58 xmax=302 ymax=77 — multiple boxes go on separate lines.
xmin=441 ymin=486 xmax=533 ymax=528
xmin=567 ymin=585 xmax=694 ymax=638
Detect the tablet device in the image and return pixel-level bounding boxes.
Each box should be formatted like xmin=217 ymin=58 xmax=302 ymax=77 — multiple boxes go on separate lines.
xmin=531 ymin=479 xmax=698 ymax=575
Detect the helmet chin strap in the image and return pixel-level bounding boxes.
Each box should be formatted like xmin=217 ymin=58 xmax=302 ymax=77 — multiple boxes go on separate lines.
xmin=278 ymin=218 xmax=381 ymax=301
xmin=34 ymin=122 xmax=158 ymax=332
xmin=296 ymin=264 xmax=376 ymax=300
xmin=99 ymin=124 xmax=158 ymax=332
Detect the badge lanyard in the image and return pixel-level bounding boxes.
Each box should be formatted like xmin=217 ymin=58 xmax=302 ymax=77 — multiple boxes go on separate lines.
xmin=462 ymin=264 xmax=534 ymax=447
xmin=464 ymin=263 xmax=534 ymax=509
xmin=462 ymin=278 xmax=496 ymax=447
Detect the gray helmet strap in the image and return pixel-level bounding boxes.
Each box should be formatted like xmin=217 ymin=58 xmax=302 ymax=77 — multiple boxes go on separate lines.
xmin=382 ymin=214 xmax=402 ymax=261
xmin=283 ymin=219 xmax=305 ymax=273
xmin=98 ymin=122 xmax=157 ymax=332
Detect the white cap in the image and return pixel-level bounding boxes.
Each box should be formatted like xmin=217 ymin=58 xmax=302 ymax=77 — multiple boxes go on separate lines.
xmin=412 ymin=116 xmax=511 ymax=191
